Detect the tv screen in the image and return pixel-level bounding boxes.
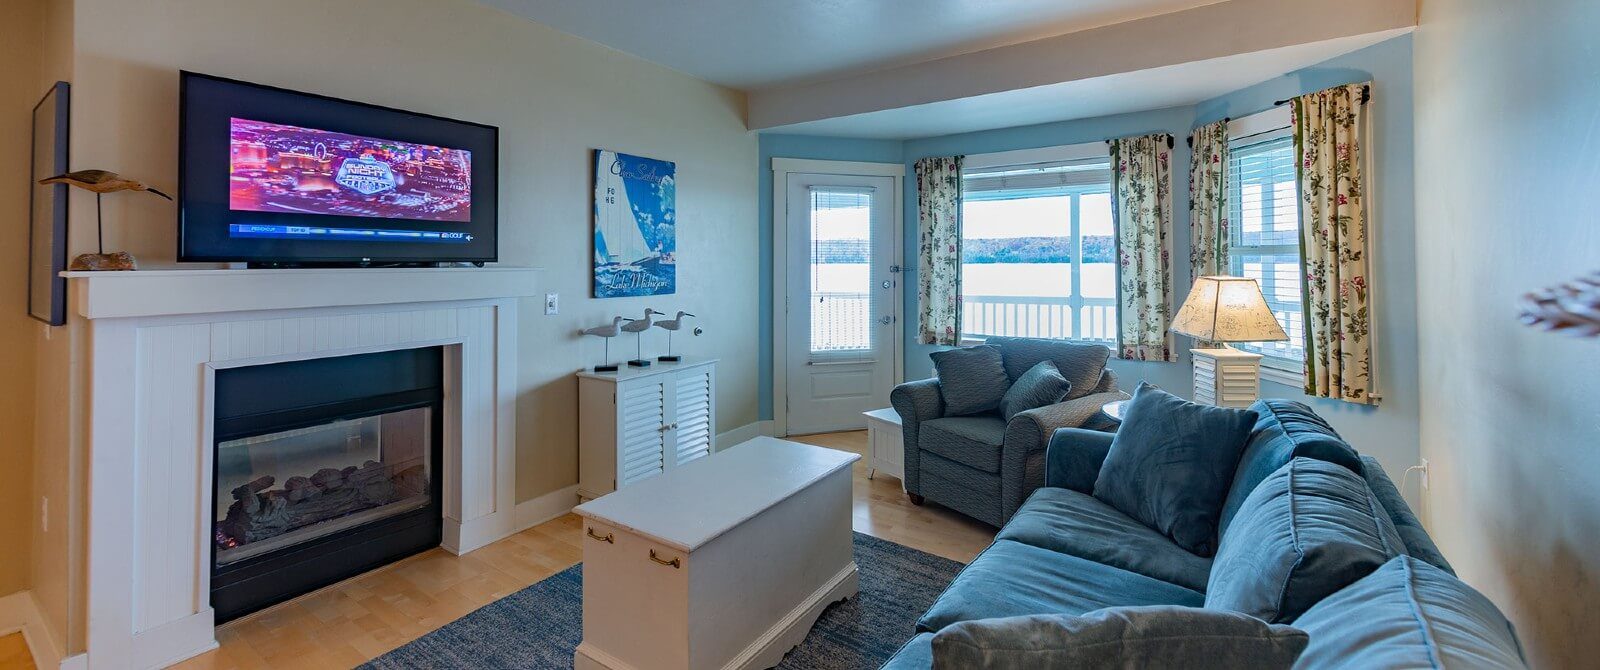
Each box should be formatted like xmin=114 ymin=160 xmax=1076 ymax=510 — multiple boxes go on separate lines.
xmin=180 ymin=72 xmax=497 ymax=264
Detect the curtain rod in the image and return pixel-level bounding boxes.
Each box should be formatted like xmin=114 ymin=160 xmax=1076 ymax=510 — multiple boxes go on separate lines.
xmin=1184 ymin=117 xmax=1231 ymax=147
xmin=1102 ymin=134 xmax=1174 ymax=148
xmin=1274 ymin=84 xmax=1371 ymax=107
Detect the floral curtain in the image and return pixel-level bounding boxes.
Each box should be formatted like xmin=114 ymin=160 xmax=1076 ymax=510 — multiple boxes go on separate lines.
xmin=1189 ymin=120 xmax=1230 ymax=280
xmin=1293 ymin=83 xmax=1375 ymax=403
xmin=1109 ymin=134 xmax=1176 ymax=362
xmin=915 ymin=156 xmax=964 ymax=346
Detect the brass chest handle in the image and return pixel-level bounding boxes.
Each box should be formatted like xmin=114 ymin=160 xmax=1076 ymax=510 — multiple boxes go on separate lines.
xmin=586 ymin=527 xmax=614 ymax=543
xmin=649 ymin=549 xmax=681 ymax=568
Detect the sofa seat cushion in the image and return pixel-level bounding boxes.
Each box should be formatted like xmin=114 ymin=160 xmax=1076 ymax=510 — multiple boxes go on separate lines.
xmin=1206 ymin=458 xmax=1404 ymax=623
xmin=880 ymin=632 xmax=935 ymax=670
xmin=918 ymin=540 xmax=1203 ymax=633
xmin=1293 ymin=556 xmax=1527 ymax=669
xmin=998 ymin=487 xmax=1213 ymax=591
xmin=921 ymin=416 xmax=1007 ymax=474
xmin=1218 ymin=400 xmax=1363 ymax=540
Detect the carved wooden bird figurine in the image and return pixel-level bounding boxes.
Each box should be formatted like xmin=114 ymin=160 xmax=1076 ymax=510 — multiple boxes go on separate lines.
xmin=39 ymin=169 xmax=172 ymax=200
xmin=653 ymin=311 xmax=695 ymax=362
xmin=580 ymin=316 xmax=626 ymax=339
xmin=621 ymin=309 xmax=662 ymax=367
xmin=621 ymin=308 xmax=663 ymax=334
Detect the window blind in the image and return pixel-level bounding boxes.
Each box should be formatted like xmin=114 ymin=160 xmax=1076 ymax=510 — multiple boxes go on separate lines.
xmin=962 ymin=157 xmax=1111 ymax=194
xmin=1227 ymin=135 xmax=1306 ymax=365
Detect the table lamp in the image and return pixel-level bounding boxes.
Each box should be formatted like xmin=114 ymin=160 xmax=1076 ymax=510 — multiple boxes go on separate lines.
xmin=1171 ymin=276 xmax=1289 ymax=408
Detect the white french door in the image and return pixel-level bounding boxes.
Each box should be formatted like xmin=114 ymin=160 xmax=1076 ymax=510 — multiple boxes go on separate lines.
xmin=782 ymin=171 xmax=898 ymax=435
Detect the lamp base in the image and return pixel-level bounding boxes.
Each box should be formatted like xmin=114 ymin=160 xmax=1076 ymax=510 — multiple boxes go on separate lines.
xmin=1190 ymin=348 xmax=1263 ymax=408
xmin=593 ymin=363 xmax=619 ymax=373
xmin=627 ymin=359 xmax=652 ymax=368
xmin=69 ymin=251 xmax=137 ymax=271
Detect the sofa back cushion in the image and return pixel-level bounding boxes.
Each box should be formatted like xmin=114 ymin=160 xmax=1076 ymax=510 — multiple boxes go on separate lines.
xmin=985 ymin=336 xmax=1110 ymax=400
xmin=1206 ymin=458 xmax=1403 ymax=623
xmin=1292 ymin=556 xmax=1527 ymax=669
xmin=930 ymin=345 xmax=1011 ymax=416
xmin=1093 ymin=383 xmax=1257 ymax=557
xmin=1217 ymin=400 xmax=1363 ymax=540
xmin=931 ymin=606 xmax=1308 ymax=670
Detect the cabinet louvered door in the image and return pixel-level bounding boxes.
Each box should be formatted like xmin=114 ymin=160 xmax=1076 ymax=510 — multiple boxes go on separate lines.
xmin=618 ymin=380 xmax=668 ymax=486
xmin=673 ymin=367 xmax=714 ymax=465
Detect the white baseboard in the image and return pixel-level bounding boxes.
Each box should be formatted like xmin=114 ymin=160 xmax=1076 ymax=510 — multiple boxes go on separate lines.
xmin=0 ymin=590 xmax=68 ymax=669
xmin=513 ymin=484 xmax=581 ymax=530
xmin=715 ymin=420 xmax=774 ymax=452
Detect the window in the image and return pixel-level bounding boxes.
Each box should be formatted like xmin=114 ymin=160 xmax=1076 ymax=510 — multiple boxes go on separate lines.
xmin=1227 ymin=129 xmax=1305 ymax=371
xmin=807 ymin=187 xmax=874 ymax=359
xmin=960 ymin=155 xmax=1115 ymax=343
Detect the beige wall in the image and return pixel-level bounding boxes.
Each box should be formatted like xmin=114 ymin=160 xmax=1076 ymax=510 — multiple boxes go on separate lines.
xmin=0 ymin=0 xmax=45 ymax=599
xmin=30 ymin=0 xmax=758 ymax=651
xmin=1414 ymin=0 xmax=1600 ymax=667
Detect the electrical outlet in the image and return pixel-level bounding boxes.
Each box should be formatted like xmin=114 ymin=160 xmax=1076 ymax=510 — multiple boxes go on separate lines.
xmin=1419 ymin=458 xmax=1430 ymax=490
xmin=41 ymin=496 xmax=48 ymax=532
xmin=544 ymin=293 xmax=559 ymax=315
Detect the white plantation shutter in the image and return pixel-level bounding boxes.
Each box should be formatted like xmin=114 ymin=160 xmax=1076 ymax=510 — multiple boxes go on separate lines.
xmin=1228 ymin=133 xmax=1306 ymax=367
xmin=673 ymin=368 xmax=713 ymax=465
xmin=618 ymin=382 xmax=667 ymax=485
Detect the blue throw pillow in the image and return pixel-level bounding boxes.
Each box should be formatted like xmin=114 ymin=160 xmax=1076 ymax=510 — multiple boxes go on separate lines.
xmin=998 ymin=360 xmax=1071 ymax=421
xmin=1092 ymin=383 xmax=1257 ymax=556
xmin=1293 ymin=556 xmax=1527 ymax=669
xmin=930 ymin=345 xmax=1011 ymax=416
xmin=1205 ymin=458 xmax=1404 ymax=623
xmin=931 ymin=606 xmax=1308 ymax=669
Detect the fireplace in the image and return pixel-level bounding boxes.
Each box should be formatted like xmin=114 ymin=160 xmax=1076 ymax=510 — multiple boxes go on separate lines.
xmin=210 ymin=346 xmax=445 ymax=622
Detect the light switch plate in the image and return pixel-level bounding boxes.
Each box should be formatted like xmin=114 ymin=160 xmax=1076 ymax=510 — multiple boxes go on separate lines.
xmin=545 ymin=293 xmax=559 ymax=315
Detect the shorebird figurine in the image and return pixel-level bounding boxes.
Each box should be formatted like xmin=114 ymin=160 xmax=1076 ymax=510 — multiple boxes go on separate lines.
xmin=653 ymin=311 xmax=695 ymax=362
xmin=39 ymin=169 xmax=173 ymax=271
xmin=580 ymin=316 xmax=626 ymax=372
xmin=621 ymin=308 xmax=663 ymax=367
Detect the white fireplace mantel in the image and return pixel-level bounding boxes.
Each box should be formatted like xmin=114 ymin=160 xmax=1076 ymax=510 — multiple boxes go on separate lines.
xmin=65 ymin=267 xmax=540 ymax=670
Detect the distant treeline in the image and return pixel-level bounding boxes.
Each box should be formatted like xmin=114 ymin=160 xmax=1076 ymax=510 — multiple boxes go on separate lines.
xmin=810 ymin=237 xmax=1116 ymax=264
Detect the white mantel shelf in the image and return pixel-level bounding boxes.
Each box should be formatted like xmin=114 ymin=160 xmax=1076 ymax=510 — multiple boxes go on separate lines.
xmin=63 ymin=266 xmax=542 ymax=319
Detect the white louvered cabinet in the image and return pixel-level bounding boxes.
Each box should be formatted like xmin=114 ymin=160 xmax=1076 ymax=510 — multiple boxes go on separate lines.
xmin=578 ymin=359 xmax=717 ymax=501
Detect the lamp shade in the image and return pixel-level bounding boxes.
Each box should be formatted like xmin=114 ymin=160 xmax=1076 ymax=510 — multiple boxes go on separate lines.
xmin=1171 ymin=276 xmax=1290 ymax=343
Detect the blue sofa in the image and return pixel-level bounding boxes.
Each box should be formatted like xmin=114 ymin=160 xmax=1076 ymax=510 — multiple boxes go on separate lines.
xmin=881 ymin=399 xmax=1526 ymax=669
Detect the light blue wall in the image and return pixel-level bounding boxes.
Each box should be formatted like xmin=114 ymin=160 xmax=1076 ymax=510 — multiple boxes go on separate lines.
xmin=757 ymin=135 xmax=904 ymax=419
xmin=1191 ymin=34 xmax=1418 ymax=481
xmin=756 ymin=35 xmax=1419 ymax=491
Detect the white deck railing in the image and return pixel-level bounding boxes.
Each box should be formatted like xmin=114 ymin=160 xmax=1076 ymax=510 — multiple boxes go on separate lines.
xmin=962 ymin=295 xmax=1116 ymax=343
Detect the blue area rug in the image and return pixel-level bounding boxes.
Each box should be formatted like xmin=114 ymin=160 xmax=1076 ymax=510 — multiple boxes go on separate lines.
xmin=361 ymin=532 xmax=961 ymax=669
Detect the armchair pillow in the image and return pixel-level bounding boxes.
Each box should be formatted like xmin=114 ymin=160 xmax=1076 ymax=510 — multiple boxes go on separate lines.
xmin=1092 ymin=383 xmax=1257 ymax=556
xmin=998 ymin=360 xmax=1072 ymax=421
xmin=1205 ymin=458 xmax=1404 ymax=623
xmin=930 ymin=606 xmax=1308 ymax=670
xmin=930 ymin=345 xmax=1011 ymax=416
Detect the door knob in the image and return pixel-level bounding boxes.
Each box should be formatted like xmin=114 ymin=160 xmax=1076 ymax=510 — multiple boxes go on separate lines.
xmin=879 ymin=315 xmax=893 ymax=325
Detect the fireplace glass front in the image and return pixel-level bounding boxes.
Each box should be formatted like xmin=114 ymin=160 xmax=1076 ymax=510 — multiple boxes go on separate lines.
xmin=214 ymin=406 xmax=434 ymax=567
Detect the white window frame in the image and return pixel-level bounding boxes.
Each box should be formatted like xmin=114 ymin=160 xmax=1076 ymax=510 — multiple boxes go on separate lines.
xmin=958 ymin=142 xmax=1114 ymax=346
xmin=1226 ymin=107 xmax=1304 ymax=388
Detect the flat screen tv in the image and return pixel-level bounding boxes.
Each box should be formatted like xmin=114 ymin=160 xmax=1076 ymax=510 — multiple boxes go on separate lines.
xmin=179 ymin=72 xmax=498 ymax=265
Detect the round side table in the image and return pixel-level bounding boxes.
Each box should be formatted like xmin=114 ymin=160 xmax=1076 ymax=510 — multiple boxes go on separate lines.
xmin=1101 ymin=399 xmax=1129 ymax=425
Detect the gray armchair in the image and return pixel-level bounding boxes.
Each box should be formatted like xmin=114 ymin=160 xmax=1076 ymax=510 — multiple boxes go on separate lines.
xmin=890 ymin=337 xmax=1129 ymax=527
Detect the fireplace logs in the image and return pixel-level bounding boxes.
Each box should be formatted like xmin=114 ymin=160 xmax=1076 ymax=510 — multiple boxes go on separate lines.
xmin=216 ymin=459 xmax=427 ymax=548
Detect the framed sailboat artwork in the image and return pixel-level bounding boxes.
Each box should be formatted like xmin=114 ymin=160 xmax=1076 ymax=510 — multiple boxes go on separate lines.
xmin=593 ymin=149 xmax=676 ymax=298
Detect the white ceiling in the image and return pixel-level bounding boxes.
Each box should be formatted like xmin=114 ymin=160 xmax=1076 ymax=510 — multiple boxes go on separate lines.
xmin=480 ymin=0 xmax=1224 ymax=90
xmin=770 ymin=32 xmax=1405 ymax=139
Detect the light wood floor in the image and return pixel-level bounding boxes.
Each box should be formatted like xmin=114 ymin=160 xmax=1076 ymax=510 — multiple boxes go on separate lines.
xmin=0 ymin=633 xmax=35 ymax=670
xmin=171 ymin=430 xmax=994 ymax=669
